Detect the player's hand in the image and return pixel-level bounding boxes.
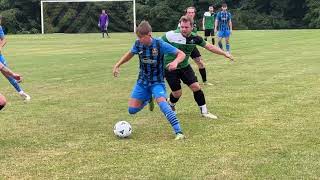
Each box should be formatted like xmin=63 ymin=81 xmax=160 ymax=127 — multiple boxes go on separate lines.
xmin=224 ymin=52 xmax=234 ymax=61
xmin=113 ymin=66 xmax=120 ymax=77
xmin=166 ymin=61 xmax=178 ymax=71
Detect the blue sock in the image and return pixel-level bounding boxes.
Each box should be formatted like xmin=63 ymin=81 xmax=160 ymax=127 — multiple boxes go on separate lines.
xmin=158 ymin=101 xmax=182 ymax=134
xmin=218 ymin=42 xmax=223 ymax=49
xmin=226 ymin=43 xmax=230 ymax=52
xmin=6 ymin=76 xmax=22 ymax=92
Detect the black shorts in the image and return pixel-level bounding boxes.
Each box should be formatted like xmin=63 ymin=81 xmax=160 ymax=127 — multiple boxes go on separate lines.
xmin=165 ymin=64 xmax=198 ymax=91
xmin=204 ymin=29 xmax=214 ymax=37
xmin=190 ymin=47 xmax=201 ymax=59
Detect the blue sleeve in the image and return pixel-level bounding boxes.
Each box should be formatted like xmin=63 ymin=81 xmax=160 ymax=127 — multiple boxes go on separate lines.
xmin=0 ymin=26 xmax=4 ymax=39
xmin=160 ymin=39 xmax=178 ymax=55
xmin=130 ymin=40 xmax=139 ymax=54
xmin=216 ymin=12 xmax=221 ymax=21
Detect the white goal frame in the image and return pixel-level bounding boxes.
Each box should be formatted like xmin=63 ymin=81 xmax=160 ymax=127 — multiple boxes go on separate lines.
xmin=40 ymin=0 xmax=136 ymax=34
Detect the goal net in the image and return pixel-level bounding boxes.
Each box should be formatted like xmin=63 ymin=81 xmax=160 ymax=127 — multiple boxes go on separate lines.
xmin=41 ymin=0 xmax=136 ymax=34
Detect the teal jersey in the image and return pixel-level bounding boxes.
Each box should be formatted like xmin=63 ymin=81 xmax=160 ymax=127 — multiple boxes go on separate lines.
xmin=162 ymin=30 xmax=206 ymax=69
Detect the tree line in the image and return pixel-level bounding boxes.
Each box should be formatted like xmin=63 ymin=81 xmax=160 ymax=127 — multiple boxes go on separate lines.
xmin=0 ymin=0 xmax=319 ymax=34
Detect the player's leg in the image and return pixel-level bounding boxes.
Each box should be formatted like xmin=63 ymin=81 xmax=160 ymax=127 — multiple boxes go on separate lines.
xmin=0 ymin=55 xmax=30 ymax=101
xmin=204 ymin=29 xmax=210 ymax=41
xmin=210 ymin=29 xmax=215 ymax=45
xmin=217 ymin=31 xmax=224 ymax=50
xmin=105 ymin=24 xmax=110 ymax=37
xmin=151 ymin=83 xmax=184 ymax=139
xmin=165 ymin=69 xmax=182 ymax=111
xmin=225 ymin=30 xmax=231 ymax=53
xmin=181 ymin=65 xmax=217 ymax=119
xmin=128 ymin=83 xmax=151 ymax=114
xmin=191 ymin=47 xmax=210 ymax=85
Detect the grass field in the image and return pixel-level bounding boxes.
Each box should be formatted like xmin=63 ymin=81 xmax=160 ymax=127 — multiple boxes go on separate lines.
xmin=0 ymin=30 xmax=320 ymax=179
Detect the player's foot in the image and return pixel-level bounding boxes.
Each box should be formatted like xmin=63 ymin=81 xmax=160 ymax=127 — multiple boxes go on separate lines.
xmin=167 ymin=98 xmax=176 ymax=112
xmin=20 ymin=92 xmax=31 ymax=101
xmin=201 ymin=112 xmax=218 ymax=119
xmin=175 ymin=133 xmax=185 ymax=140
xmin=203 ymin=81 xmax=213 ymax=86
xmin=148 ymin=97 xmax=154 ymax=111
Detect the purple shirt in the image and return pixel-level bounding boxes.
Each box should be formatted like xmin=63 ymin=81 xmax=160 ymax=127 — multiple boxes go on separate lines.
xmin=99 ymin=13 xmax=109 ymax=29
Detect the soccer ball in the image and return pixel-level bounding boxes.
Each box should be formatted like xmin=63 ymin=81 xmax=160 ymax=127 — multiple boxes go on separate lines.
xmin=113 ymin=121 xmax=132 ymax=138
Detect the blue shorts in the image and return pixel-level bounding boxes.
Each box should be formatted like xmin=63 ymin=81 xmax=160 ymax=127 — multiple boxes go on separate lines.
xmin=217 ymin=30 xmax=231 ymax=38
xmin=0 ymin=55 xmax=7 ymax=66
xmin=131 ymin=82 xmax=167 ymax=101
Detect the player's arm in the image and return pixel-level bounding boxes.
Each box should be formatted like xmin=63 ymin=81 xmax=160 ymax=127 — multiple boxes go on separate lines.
xmin=204 ymin=43 xmax=233 ymax=61
xmin=214 ymin=19 xmax=218 ymax=33
xmin=202 ymin=17 xmax=205 ymax=30
xmin=229 ymin=19 xmax=233 ymax=34
xmin=167 ymin=49 xmax=185 ymax=71
xmin=113 ymin=51 xmax=134 ymax=77
xmin=0 ymin=36 xmax=7 ymax=51
xmin=0 ymin=62 xmax=21 ymax=80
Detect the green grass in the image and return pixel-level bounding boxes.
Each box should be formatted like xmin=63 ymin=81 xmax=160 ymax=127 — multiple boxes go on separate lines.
xmin=0 ymin=30 xmax=320 ymax=179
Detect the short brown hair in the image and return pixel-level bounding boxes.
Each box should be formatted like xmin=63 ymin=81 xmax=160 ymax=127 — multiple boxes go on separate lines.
xmin=136 ymin=20 xmax=152 ymax=36
xmin=179 ymin=16 xmax=194 ymax=27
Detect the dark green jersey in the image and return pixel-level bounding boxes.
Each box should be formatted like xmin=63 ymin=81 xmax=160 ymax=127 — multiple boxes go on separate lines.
xmin=162 ymin=30 xmax=206 ymax=69
xmin=203 ymin=12 xmax=216 ymax=29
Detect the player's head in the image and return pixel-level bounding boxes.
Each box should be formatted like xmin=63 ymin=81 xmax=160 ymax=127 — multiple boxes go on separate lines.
xmin=185 ymin=6 xmax=196 ymax=19
xmin=179 ymin=16 xmax=193 ymax=37
xmin=209 ymin=6 xmax=214 ymax=12
xmin=102 ymin=10 xmax=106 ymax=14
xmin=136 ymin=20 xmax=152 ymax=45
xmin=221 ymin=3 xmax=228 ymax=11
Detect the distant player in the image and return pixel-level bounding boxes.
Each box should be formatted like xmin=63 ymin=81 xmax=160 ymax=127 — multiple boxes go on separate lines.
xmin=180 ymin=7 xmax=212 ymax=85
xmin=202 ymin=5 xmax=216 ymax=45
xmin=98 ymin=10 xmax=110 ymax=38
xmin=0 ymin=15 xmax=30 ymax=101
xmin=215 ymin=3 xmax=232 ymax=54
xmin=0 ymin=62 xmax=23 ymax=110
xmin=112 ymin=21 xmax=186 ymax=140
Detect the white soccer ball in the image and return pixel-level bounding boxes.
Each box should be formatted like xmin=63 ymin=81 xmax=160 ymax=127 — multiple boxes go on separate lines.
xmin=113 ymin=121 xmax=132 ymax=138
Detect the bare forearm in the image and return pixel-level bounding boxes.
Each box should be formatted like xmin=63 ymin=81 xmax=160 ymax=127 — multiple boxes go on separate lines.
xmin=173 ymin=50 xmax=185 ymax=64
xmin=114 ymin=51 xmax=134 ymax=68
xmin=0 ymin=38 xmax=6 ymax=48
xmin=206 ymin=44 xmax=228 ymax=56
xmin=229 ymin=21 xmax=232 ymax=31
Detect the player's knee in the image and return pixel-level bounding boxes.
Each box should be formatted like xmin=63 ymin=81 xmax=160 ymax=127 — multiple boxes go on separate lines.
xmin=172 ymin=90 xmax=182 ymax=98
xmin=128 ymin=107 xmax=140 ymax=114
xmin=189 ymin=82 xmax=201 ymax=92
xmin=155 ymin=97 xmax=166 ymax=103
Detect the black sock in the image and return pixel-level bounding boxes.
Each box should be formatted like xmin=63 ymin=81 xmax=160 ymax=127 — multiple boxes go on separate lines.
xmin=193 ymin=90 xmax=206 ymax=106
xmin=199 ymin=68 xmax=207 ymax=82
xmin=170 ymin=93 xmax=180 ymax=103
xmin=212 ymin=38 xmax=215 ymax=45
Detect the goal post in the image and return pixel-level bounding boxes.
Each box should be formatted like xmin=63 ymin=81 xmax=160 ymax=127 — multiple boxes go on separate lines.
xmin=40 ymin=0 xmax=136 ymax=34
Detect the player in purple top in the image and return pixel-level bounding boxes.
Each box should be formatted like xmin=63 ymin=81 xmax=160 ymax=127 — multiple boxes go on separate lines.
xmin=98 ymin=10 xmax=110 ymax=38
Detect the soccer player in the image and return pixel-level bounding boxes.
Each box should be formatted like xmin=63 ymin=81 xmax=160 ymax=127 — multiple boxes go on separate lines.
xmin=0 ymin=62 xmax=22 ymax=110
xmin=98 ymin=10 xmax=110 ymax=38
xmin=215 ymin=3 xmax=232 ymax=54
xmin=202 ymin=5 xmax=216 ymax=45
xmin=162 ymin=16 xmax=233 ymax=119
xmin=183 ymin=6 xmax=212 ymax=86
xmin=0 ymin=16 xmax=30 ymax=101
xmin=112 ymin=21 xmax=186 ymax=140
